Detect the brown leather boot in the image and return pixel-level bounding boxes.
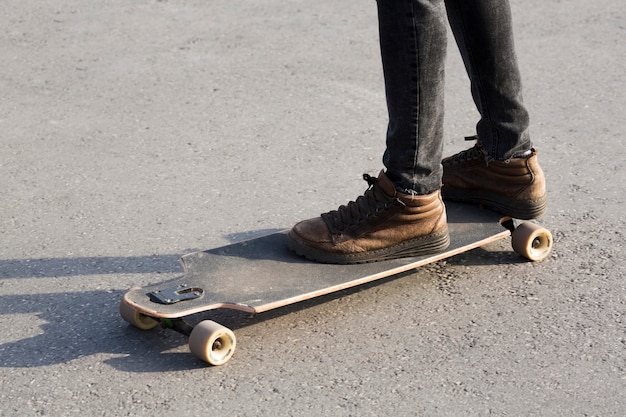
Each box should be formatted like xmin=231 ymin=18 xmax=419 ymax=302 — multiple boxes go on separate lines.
xmin=287 ymin=171 xmax=449 ymax=264
xmin=442 ymin=138 xmax=547 ymax=219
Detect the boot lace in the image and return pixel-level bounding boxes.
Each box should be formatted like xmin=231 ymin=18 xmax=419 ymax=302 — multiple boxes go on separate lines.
xmin=442 ymin=135 xmax=486 ymax=165
xmin=321 ymin=174 xmax=399 ymax=235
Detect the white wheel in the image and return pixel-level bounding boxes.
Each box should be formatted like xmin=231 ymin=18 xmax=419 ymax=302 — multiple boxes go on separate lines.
xmin=511 ymin=222 xmax=553 ymax=261
xmin=119 ymin=298 xmax=159 ymax=330
xmin=189 ymin=320 xmax=236 ymax=366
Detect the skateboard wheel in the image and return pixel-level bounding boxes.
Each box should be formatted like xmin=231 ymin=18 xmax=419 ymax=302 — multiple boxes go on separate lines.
xmin=119 ymin=298 xmax=159 ymax=330
xmin=189 ymin=320 xmax=236 ymax=366
xmin=511 ymin=222 xmax=553 ymax=261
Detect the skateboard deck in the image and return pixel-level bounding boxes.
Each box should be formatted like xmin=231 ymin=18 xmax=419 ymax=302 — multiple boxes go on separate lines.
xmin=120 ymin=202 xmax=552 ymax=365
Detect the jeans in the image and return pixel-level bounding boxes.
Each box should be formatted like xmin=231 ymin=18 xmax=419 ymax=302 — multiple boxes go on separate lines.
xmin=378 ymin=0 xmax=532 ymax=194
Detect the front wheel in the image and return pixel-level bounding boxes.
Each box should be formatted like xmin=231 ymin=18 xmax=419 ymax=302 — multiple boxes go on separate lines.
xmin=189 ymin=320 xmax=236 ymax=366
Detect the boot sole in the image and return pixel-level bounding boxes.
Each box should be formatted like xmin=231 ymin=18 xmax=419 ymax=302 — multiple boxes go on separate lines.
xmin=442 ymin=187 xmax=547 ymax=220
xmin=287 ymin=227 xmax=450 ymax=265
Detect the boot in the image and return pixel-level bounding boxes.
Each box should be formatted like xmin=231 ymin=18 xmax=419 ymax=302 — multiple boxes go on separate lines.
xmin=442 ymin=137 xmax=547 ymax=219
xmin=287 ymin=171 xmax=449 ymax=264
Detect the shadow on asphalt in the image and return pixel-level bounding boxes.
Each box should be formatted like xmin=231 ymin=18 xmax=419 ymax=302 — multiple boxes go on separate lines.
xmin=0 ymin=255 xmax=184 ymax=279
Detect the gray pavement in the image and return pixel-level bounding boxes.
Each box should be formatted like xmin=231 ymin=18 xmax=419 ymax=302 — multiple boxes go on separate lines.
xmin=1 ymin=0 xmax=624 ymax=415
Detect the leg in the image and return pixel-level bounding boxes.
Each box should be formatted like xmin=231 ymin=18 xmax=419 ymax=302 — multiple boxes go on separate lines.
xmin=441 ymin=0 xmax=547 ymax=219
xmin=378 ymin=0 xmax=448 ymax=195
xmin=445 ymin=0 xmax=530 ymax=159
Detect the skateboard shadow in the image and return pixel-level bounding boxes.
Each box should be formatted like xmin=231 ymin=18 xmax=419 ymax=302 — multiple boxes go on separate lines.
xmin=0 ymin=210 xmax=523 ymax=371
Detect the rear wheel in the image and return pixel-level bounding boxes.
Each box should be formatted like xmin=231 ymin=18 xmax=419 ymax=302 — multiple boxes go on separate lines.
xmin=511 ymin=222 xmax=553 ymax=261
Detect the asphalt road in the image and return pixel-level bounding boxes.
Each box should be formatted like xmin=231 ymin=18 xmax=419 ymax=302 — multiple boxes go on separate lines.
xmin=1 ymin=0 xmax=624 ymax=415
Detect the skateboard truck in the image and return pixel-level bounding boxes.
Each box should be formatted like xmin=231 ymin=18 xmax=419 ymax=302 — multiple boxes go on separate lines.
xmin=148 ymin=283 xmax=204 ymax=305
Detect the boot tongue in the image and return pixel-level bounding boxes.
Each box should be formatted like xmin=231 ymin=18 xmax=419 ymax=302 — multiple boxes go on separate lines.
xmin=376 ymin=170 xmax=397 ymax=197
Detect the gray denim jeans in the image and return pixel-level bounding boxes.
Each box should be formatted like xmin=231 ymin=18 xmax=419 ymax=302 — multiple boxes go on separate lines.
xmin=378 ymin=0 xmax=532 ymax=194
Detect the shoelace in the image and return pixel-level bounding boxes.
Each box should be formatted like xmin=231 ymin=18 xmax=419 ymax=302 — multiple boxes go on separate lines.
xmin=321 ymin=174 xmax=397 ymax=235
xmin=442 ymin=136 xmax=485 ymax=165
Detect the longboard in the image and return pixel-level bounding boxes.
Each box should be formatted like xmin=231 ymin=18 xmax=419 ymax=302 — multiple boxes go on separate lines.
xmin=120 ymin=202 xmax=552 ymax=365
